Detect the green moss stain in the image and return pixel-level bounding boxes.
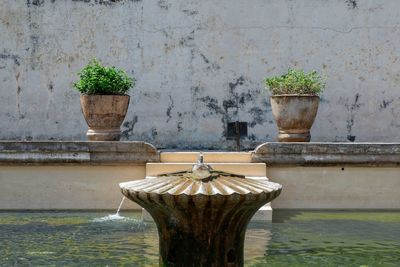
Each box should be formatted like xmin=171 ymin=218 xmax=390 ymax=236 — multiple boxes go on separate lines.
xmin=285 ymin=211 xmax=400 ymax=223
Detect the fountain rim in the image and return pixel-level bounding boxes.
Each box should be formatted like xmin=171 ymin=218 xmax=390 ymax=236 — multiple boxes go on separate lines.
xmin=120 ymin=154 xmax=282 ymax=196
xmin=119 ymin=179 xmax=282 ymax=197
xmin=120 ymin=188 xmax=282 ymax=197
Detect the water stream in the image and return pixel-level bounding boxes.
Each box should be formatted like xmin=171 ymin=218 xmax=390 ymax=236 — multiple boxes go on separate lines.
xmin=92 ymin=197 xmax=126 ymax=222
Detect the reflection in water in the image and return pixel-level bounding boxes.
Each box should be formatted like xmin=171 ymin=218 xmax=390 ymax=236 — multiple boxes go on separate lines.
xmin=263 ymin=210 xmax=400 ymax=267
xmin=0 ymin=211 xmax=400 ymax=266
xmin=245 ymin=221 xmax=271 ymax=265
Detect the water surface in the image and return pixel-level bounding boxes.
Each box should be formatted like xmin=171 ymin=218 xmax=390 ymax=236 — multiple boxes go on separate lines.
xmin=0 ymin=210 xmax=399 ymax=266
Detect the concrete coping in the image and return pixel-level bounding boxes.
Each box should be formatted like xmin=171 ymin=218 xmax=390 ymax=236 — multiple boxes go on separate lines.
xmin=252 ymin=142 xmax=400 ymax=166
xmin=0 ymin=141 xmax=159 ymax=165
xmin=1 ymin=141 xmax=400 ymax=166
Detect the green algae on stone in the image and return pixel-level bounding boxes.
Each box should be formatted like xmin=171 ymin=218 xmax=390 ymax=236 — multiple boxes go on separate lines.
xmin=285 ymin=211 xmax=400 ymax=223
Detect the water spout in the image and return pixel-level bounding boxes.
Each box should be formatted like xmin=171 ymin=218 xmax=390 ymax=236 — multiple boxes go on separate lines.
xmin=192 ymin=152 xmax=212 ymax=180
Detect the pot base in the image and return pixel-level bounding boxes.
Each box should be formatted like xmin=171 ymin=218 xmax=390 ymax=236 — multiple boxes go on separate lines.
xmin=278 ymin=131 xmax=311 ymax=142
xmin=87 ymin=128 xmax=121 ymax=141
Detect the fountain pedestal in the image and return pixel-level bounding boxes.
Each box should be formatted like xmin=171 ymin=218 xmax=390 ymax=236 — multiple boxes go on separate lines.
xmin=120 ymin=158 xmax=282 ymax=267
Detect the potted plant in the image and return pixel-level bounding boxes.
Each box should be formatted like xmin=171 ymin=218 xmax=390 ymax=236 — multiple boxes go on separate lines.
xmin=264 ymin=69 xmax=325 ymax=142
xmin=74 ymin=59 xmax=135 ymax=141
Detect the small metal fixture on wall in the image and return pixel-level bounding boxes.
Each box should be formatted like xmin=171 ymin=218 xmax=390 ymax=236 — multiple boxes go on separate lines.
xmin=227 ymin=121 xmax=248 ymax=150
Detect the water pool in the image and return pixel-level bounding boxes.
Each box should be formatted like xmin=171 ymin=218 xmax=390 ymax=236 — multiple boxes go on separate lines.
xmin=0 ymin=211 xmax=399 ymax=266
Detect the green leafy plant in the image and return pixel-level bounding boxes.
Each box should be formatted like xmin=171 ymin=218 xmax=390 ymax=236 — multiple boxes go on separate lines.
xmin=265 ymin=69 xmax=325 ymax=95
xmin=73 ymin=59 xmax=135 ymax=95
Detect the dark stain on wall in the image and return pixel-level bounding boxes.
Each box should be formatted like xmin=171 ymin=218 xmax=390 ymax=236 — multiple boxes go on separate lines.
xmin=228 ymin=76 xmax=245 ymax=92
xmin=200 ymin=53 xmax=210 ymax=64
xmin=379 ymin=99 xmax=393 ymax=111
xmin=0 ymin=53 xmax=21 ymax=66
xmin=177 ymin=112 xmax=183 ymax=132
xmin=26 ymin=2 xmax=41 ymax=70
xmin=223 ymin=76 xmax=246 ymax=116
xmin=344 ymin=93 xmax=362 ymax=142
xmin=190 ymin=85 xmax=200 ymax=95
xmin=48 ymin=81 xmax=54 ymax=93
xmin=121 ymin=115 xmax=138 ymax=139
xmin=249 ymin=97 xmax=272 ymax=128
xmin=249 ymin=107 xmax=266 ymax=128
xmin=223 ymin=77 xmax=257 ymax=122
xmin=158 ymin=0 xmax=170 ymax=10
xmin=198 ymin=96 xmax=224 ymax=117
xmin=199 ymin=52 xmax=221 ymax=71
xmin=151 ymin=127 xmax=158 ymax=139
xmin=222 ymin=99 xmax=236 ymax=113
xmin=345 ymin=0 xmax=357 ymax=9
xmin=347 ymin=135 xmax=356 ymax=142
xmin=166 ymin=95 xmax=174 ymax=123
xmin=26 ymin=0 xmax=45 ymax=7
xmin=196 ymin=94 xmax=227 ymax=139
xmin=182 ymin=9 xmax=199 ymax=16
xmin=27 ymin=0 xmax=142 ymax=7
xmin=14 ymin=71 xmax=23 ymax=118
xmin=71 ymin=0 xmax=92 ymax=3
xmin=29 ymin=35 xmax=40 ymax=70
xmin=179 ymin=31 xmax=195 ymax=47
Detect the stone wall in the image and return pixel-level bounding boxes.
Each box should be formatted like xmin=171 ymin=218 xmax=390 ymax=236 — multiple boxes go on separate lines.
xmin=1 ymin=0 xmax=400 ymax=149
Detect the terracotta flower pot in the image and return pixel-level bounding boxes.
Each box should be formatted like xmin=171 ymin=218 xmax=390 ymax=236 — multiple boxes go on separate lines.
xmin=80 ymin=95 xmax=130 ymax=141
xmin=270 ymin=95 xmax=319 ymax=142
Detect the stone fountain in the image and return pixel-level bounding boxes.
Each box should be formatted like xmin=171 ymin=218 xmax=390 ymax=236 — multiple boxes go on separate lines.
xmin=120 ymin=154 xmax=282 ymax=267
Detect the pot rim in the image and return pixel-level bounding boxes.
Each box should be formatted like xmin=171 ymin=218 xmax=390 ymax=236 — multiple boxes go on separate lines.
xmin=80 ymin=94 xmax=130 ymax=97
xmin=270 ymin=94 xmax=320 ymax=98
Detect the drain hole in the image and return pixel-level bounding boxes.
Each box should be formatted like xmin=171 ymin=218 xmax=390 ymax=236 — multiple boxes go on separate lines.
xmin=227 ymin=249 xmax=236 ymax=263
xmin=226 ymin=121 xmax=248 ymax=139
xmin=167 ymin=248 xmax=176 ymax=263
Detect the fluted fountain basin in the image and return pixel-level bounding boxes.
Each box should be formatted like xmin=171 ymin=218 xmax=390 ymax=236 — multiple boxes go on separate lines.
xmin=120 ymin=168 xmax=282 ymax=267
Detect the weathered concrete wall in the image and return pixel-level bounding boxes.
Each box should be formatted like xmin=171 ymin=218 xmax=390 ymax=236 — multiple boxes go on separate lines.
xmin=1 ymin=0 xmax=400 ymax=149
xmin=1 ymin=154 xmax=399 ymax=210
xmin=267 ymin=166 xmax=400 ymax=209
xmin=0 ymin=165 xmax=145 ymax=209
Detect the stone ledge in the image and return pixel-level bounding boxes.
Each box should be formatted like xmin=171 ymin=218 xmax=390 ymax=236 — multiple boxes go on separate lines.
xmin=0 ymin=141 xmax=159 ymax=165
xmin=252 ymin=142 xmax=400 ymax=166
